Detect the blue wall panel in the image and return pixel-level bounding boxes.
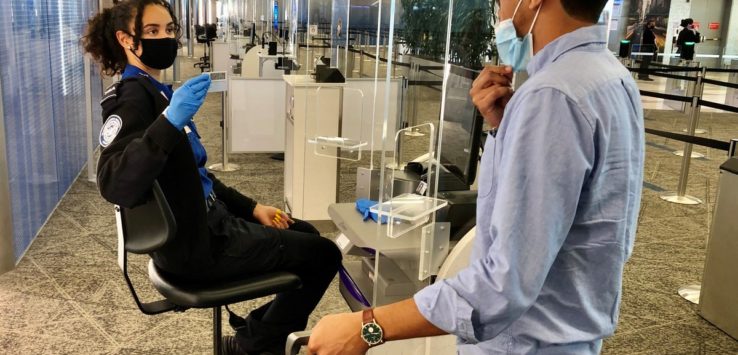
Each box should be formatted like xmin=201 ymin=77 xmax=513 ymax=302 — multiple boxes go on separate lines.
xmin=0 ymin=0 xmax=101 ymax=261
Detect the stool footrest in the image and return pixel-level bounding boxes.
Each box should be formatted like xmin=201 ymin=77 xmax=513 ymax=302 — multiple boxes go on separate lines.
xmin=139 ymin=299 xmax=186 ymax=315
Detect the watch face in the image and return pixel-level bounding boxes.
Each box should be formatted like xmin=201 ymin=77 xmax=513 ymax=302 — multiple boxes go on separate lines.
xmin=361 ymin=323 xmax=383 ymax=345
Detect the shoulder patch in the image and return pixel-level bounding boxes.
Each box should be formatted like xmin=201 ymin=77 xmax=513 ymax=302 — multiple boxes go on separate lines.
xmin=100 ymin=115 xmax=123 ymax=148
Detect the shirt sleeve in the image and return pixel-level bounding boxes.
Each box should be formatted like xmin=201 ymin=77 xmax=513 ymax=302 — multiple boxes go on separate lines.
xmin=414 ymin=87 xmax=595 ymax=343
xmin=209 ymin=173 xmax=258 ymax=220
xmin=97 ymin=82 xmax=183 ymax=208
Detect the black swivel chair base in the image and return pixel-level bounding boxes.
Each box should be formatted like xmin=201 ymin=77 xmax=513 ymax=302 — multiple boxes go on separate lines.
xmin=116 ymin=182 xmax=302 ymax=354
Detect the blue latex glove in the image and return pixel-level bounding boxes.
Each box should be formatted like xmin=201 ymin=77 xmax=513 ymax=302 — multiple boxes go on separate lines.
xmin=165 ymin=74 xmax=211 ymax=130
xmin=355 ymin=199 xmax=388 ymax=224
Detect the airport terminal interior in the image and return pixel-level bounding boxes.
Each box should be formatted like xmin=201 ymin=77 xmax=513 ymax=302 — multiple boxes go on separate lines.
xmin=2 ymin=0 xmax=738 ymax=354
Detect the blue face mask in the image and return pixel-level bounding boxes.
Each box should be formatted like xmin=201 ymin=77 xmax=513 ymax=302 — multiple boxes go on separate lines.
xmin=494 ymin=0 xmax=542 ymax=72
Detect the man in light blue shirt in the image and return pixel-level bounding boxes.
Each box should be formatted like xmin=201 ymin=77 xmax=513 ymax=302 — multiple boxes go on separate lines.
xmin=307 ymin=0 xmax=644 ymax=354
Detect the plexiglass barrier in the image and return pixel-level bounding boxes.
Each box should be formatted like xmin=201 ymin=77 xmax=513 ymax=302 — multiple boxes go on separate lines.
xmin=280 ymin=0 xmax=497 ymax=352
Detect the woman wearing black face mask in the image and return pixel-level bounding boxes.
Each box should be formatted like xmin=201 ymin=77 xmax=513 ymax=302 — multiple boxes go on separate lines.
xmin=83 ymin=1 xmax=341 ymax=354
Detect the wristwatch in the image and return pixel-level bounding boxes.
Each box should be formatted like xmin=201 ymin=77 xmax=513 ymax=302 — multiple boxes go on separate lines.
xmin=360 ymin=308 xmax=384 ymax=347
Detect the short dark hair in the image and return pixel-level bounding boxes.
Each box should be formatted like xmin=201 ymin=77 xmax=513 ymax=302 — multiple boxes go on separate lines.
xmin=560 ymin=0 xmax=609 ymax=23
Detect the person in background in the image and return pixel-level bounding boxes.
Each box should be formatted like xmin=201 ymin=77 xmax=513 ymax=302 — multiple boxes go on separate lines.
xmin=676 ymin=18 xmax=701 ymax=57
xmin=638 ymin=19 xmax=657 ymax=81
xmin=83 ymin=1 xmax=341 ymax=354
xmin=305 ymin=0 xmax=645 ymax=353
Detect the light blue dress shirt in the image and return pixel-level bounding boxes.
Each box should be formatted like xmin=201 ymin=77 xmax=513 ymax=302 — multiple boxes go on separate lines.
xmin=414 ymin=25 xmax=645 ymax=354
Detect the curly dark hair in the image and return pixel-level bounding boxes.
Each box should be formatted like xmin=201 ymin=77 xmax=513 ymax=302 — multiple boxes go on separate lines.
xmin=82 ymin=0 xmax=182 ymax=76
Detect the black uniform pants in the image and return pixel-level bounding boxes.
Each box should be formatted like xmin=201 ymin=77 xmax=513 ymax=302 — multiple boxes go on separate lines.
xmin=204 ymin=200 xmax=342 ymax=353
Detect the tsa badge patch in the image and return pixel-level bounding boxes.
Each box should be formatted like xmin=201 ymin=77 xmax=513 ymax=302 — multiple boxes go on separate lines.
xmin=100 ymin=115 xmax=123 ymax=148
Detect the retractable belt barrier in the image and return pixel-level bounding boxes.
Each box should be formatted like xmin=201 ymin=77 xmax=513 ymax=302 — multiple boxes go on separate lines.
xmin=633 ymin=62 xmax=738 ymax=205
xmin=631 ymin=60 xmax=738 ymax=73
xmin=407 ymin=80 xmax=444 ymax=86
xmin=701 ymin=78 xmax=738 ymax=90
xmin=630 ymin=69 xmax=738 ymax=115
xmin=705 ymin=67 xmax=738 ymax=73
xmin=698 ymin=99 xmax=738 ymax=113
xmin=640 ymin=89 xmax=693 ymax=102
xmin=628 ymin=66 xmax=703 ymax=74
xmin=645 ymin=128 xmax=731 ymax=151
xmin=345 ymin=46 xmax=413 ymax=68
xmin=631 ymin=60 xmax=705 ymax=72
xmin=640 ymin=70 xmax=697 ymax=82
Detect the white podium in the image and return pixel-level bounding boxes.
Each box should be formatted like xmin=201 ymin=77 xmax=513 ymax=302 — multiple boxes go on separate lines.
xmin=283 ymin=75 xmax=342 ymax=220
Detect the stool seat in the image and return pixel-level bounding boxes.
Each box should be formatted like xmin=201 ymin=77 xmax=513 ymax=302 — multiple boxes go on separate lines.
xmin=148 ymin=260 xmax=301 ymax=308
xmin=115 ymin=181 xmax=303 ymax=353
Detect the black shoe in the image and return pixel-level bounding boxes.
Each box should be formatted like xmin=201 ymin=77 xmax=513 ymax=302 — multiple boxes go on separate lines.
xmin=222 ymin=335 xmax=249 ymax=355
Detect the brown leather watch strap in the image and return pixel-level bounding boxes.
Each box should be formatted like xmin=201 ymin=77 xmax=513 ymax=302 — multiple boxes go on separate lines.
xmin=362 ymin=308 xmax=374 ymax=324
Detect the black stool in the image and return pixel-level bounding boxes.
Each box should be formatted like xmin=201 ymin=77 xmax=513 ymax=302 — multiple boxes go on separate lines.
xmin=116 ymin=182 xmax=301 ymax=354
xmin=194 ymin=24 xmax=219 ymax=72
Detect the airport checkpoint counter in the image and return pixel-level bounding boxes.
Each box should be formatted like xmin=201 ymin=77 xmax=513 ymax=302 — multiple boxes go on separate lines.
xmin=699 ymin=157 xmax=738 ymax=340
xmin=329 ymin=202 xmax=435 ymax=310
xmin=283 ymin=198 xmax=477 ymax=355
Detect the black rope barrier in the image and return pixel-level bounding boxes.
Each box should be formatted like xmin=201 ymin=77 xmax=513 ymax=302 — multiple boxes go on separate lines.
xmin=646 ymin=71 xmax=698 ymax=82
xmin=407 ymin=80 xmax=444 ymax=86
xmin=702 ymin=78 xmax=738 ymax=90
xmin=298 ymin=44 xmax=332 ymax=49
xmin=645 ymin=128 xmax=730 ymax=151
xmin=651 ymin=72 xmax=697 ymax=82
xmin=631 ymin=60 xmax=703 ymax=72
xmin=640 ymin=90 xmax=693 ymax=103
xmin=705 ymin=67 xmax=738 ymax=73
xmin=418 ymin=65 xmax=444 ymax=71
xmin=345 ymin=47 xmax=413 ymax=68
xmin=630 ymin=59 xmax=738 ymax=73
xmin=698 ymin=99 xmax=738 ymax=114
xmin=417 ymin=69 xmax=443 ymax=79
xmin=627 ymin=66 xmax=702 ymax=74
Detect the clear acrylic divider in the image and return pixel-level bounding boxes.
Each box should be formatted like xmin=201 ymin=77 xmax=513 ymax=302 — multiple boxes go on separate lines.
xmin=309 ymin=87 xmax=367 ymax=161
xmin=370 ymin=122 xmax=447 ymax=239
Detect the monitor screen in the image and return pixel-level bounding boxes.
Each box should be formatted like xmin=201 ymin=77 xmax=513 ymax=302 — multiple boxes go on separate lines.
xmin=439 ymin=65 xmax=484 ymax=187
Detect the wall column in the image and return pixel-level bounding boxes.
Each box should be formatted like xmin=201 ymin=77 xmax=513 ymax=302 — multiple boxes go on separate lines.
xmin=664 ymin=0 xmax=692 ymax=63
xmin=723 ymin=0 xmax=738 ymax=61
xmin=0 ymin=77 xmax=16 ymax=275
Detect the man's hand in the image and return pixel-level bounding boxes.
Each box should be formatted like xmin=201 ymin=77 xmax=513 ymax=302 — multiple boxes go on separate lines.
xmin=470 ymin=65 xmax=514 ymax=128
xmin=253 ymin=203 xmax=294 ymax=229
xmin=307 ymin=312 xmax=369 ymax=355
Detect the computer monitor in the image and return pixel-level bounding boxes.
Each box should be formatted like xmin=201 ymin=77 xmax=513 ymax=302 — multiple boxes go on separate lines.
xmin=438 ymin=65 xmax=484 ymax=190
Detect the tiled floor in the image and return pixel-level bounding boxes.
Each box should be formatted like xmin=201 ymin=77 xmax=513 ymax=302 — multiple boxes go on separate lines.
xmin=1 ymin=52 xmax=738 ymax=354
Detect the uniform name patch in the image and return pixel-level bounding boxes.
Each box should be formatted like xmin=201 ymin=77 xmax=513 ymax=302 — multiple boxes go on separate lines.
xmin=100 ymin=115 xmax=123 ymax=148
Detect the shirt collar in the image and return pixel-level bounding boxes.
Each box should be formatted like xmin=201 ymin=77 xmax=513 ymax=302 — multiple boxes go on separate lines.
xmin=526 ymin=25 xmax=607 ymax=76
xmin=121 ymin=64 xmax=174 ymax=100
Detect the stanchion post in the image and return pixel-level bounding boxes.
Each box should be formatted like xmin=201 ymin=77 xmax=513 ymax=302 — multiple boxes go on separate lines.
xmin=661 ymin=66 xmax=706 ymax=205
xmin=208 ymin=90 xmax=240 ymax=172
xmin=730 ymin=139 xmax=738 ymax=157
xmin=84 ymin=55 xmax=96 ymax=183
xmin=675 ymin=65 xmax=710 ymax=303
xmin=680 ymin=61 xmax=706 ymax=135
xmin=674 ymin=64 xmax=707 ymax=156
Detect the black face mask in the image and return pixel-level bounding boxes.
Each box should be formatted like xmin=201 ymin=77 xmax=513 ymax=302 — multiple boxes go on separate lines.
xmin=130 ymin=38 xmax=178 ymax=70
